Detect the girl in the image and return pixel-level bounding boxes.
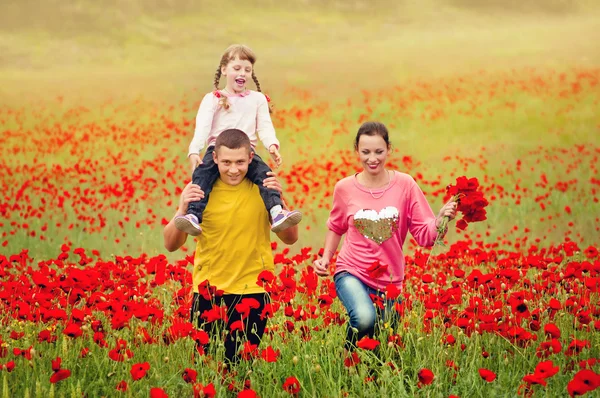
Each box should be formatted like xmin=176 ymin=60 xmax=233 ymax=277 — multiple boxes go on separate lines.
xmin=175 ymin=44 xmax=302 ymax=236
xmin=313 ymin=121 xmax=457 ymax=349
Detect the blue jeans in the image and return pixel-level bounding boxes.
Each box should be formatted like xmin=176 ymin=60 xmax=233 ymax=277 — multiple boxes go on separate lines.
xmin=334 ymin=271 xmax=400 ymax=349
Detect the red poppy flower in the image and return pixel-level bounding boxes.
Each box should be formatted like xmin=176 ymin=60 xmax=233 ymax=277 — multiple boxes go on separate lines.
xmin=51 ymin=357 xmax=62 ymax=372
xmin=282 ymin=376 xmax=301 ymax=395
xmin=150 ymin=388 xmax=169 ymax=398
xmin=191 ymin=330 xmax=209 ymax=346
xmin=356 ymin=337 xmax=380 ymax=350
xmin=260 ymin=346 xmax=280 ymax=363
xmin=230 ymin=320 xmax=245 ymax=333
xmin=456 ymin=219 xmax=468 ymax=230
xmin=522 ymin=374 xmax=547 ymax=386
xmin=567 ymin=369 xmax=600 ymax=397
xmin=565 ymin=339 xmax=590 ymax=356
xmin=193 ymin=383 xmax=216 ymax=398
xmin=182 ymin=368 xmax=197 ymax=384
xmin=2 ymin=361 xmax=15 ymax=372
xmin=115 ymin=381 xmax=128 ymax=391
xmin=534 ymin=360 xmax=559 ymax=379
xmin=536 ymin=339 xmax=562 ymax=358
xmin=478 ymin=368 xmax=496 ymax=382
xmin=543 ymin=323 xmax=561 ymax=339
xmin=418 ymin=368 xmax=435 ymax=386
xmin=344 ymin=352 xmax=360 ymax=367
xmin=240 ymin=342 xmax=259 ymax=360
xmin=256 ymin=270 xmax=276 ymax=287
xmin=50 ymin=369 xmax=71 ymax=384
xmin=366 ymin=260 xmax=388 ymax=279
xmin=130 ymin=362 xmax=150 ymax=381
xmin=38 ymin=330 xmax=57 ymax=344
xmin=238 ymin=389 xmax=258 ymax=398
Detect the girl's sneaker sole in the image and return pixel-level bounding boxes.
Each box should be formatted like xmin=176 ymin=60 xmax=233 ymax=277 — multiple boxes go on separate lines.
xmin=271 ymin=211 xmax=302 ymax=233
xmin=175 ymin=217 xmax=202 ymax=236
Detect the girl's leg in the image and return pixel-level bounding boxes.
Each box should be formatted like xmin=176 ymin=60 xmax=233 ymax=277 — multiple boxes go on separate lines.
xmin=245 ymin=151 xmax=281 ymax=210
xmin=334 ymin=271 xmax=377 ymax=349
xmin=176 ymin=147 xmax=219 ymax=236
xmin=246 ymin=151 xmax=302 ymax=232
xmin=187 ymin=147 xmax=219 ymax=222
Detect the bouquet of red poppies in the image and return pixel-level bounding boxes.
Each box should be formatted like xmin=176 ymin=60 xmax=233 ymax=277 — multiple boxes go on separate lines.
xmin=435 ymin=176 xmax=489 ymax=245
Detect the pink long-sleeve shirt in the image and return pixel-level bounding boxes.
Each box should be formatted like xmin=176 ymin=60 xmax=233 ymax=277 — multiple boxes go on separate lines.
xmin=187 ymin=90 xmax=280 ymax=156
xmin=327 ymin=171 xmax=439 ymax=291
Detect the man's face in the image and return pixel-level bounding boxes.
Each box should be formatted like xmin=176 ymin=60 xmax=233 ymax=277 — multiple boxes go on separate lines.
xmin=213 ymin=146 xmax=253 ymax=186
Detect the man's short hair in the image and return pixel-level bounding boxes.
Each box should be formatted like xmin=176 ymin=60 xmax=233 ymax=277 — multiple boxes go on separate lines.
xmin=215 ymin=129 xmax=251 ymax=152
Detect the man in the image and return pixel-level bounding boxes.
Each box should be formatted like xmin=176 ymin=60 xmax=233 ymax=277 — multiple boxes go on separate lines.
xmin=163 ymin=128 xmax=298 ymax=364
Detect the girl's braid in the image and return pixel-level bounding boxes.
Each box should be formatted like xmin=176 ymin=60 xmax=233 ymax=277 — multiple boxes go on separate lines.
xmin=252 ymin=72 xmax=261 ymax=92
xmin=213 ymin=66 xmax=229 ymax=110
xmin=252 ymin=72 xmax=273 ymax=114
xmin=213 ymin=66 xmax=221 ymax=90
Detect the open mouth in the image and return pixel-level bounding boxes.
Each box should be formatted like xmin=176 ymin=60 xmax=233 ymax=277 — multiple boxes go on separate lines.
xmin=235 ymin=78 xmax=246 ymax=86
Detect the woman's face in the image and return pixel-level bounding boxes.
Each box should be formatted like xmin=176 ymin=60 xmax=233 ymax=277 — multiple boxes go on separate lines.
xmin=356 ymin=134 xmax=389 ymax=176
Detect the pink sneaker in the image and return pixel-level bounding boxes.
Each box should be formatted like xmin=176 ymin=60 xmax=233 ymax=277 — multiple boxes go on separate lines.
xmin=271 ymin=209 xmax=302 ymax=233
xmin=174 ymin=214 xmax=202 ymax=236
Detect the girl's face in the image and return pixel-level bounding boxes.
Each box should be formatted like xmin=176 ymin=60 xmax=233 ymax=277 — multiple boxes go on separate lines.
xmin=222 ymin=56 xmax=253 ymax=93
xmin=356 ymin=134 xmax=389 ymax=176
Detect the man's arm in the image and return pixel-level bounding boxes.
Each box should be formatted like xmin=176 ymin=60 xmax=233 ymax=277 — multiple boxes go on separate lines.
xmin=263 ymin=172 xmax=298 ymax=245
xmin=275 ymin=206 xmax=298 ymax=245
xmin=163 ymin=182 xmax=205 ymax=252
xmin=163 ymin=209 xmax=188 ymax=252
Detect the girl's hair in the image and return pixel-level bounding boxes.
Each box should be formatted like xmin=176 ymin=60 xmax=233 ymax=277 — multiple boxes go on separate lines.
xmin=213 ymin=44 xmax=272 ymax=112
xmin=354 ymin=121 xmax=391 ymax=150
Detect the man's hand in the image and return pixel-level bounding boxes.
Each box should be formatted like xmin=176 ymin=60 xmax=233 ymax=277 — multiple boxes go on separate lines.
xmin=178 ymin=182 xmax=205 ymax=214
xmin=263 ymin=171 xmax=282 ymax=194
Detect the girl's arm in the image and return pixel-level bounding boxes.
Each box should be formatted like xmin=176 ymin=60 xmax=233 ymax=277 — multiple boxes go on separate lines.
xmin=255 ymin=94 xmax=280 ymax=151
xmin=188 ymin=93 xmax=216 ymax=157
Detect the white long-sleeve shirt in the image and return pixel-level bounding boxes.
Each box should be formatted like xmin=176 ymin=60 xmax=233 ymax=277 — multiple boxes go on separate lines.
xmin=187 ymin=90 xmax=280 ymax=156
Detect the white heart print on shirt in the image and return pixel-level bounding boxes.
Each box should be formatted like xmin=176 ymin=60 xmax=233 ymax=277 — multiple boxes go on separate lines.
xmin=353 ymin=206 xmax=400 ymax=245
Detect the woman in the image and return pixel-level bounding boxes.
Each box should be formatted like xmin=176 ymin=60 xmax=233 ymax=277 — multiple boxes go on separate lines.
xmin=313 ymin=121 xmax=457 ymax=349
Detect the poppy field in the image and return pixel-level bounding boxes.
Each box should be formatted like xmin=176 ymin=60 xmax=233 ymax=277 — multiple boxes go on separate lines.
xmin=1 ymin=65 xmax=599 ymax=397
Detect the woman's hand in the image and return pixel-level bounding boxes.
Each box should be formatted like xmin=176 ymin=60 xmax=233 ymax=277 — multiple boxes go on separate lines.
xmin=313 ymin=258 xmax=330 ymax=277
xmin=435 ymin=200 xmax=458 ymax=228
xmin=178 ymin=182 xmax=205 ymax=214
xmin=189 ymin=154 xmax=202 ymax=175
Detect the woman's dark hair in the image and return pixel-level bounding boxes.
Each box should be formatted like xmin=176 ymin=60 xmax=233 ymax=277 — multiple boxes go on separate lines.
xmin=354 ymin=121 xmax=391 ymax=150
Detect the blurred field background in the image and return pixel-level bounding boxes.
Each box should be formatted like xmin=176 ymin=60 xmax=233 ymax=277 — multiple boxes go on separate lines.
xmin=2 ymin=0 xmax=599 ymax=102
xmin=1 ymin=0 xmax=600 ymax=259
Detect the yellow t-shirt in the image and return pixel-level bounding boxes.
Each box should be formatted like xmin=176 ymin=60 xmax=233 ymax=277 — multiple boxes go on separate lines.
xmin=192 ymin=178 xmax=274 ymax=294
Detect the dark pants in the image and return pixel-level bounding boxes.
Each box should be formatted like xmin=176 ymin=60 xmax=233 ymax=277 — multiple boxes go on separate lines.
xmin=191 ymin=292 xmax=270 ymax=364
xmin=187 ymin=146 xmax=282 ymax=223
